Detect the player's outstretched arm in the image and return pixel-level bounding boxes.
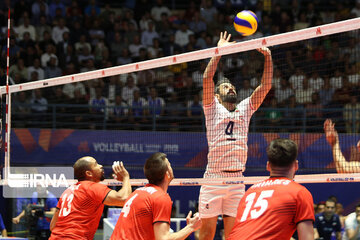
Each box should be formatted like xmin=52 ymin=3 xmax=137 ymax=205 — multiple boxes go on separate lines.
xmin=203 ymin=31 xmax=235 ymax=106
xmin=153 ymin=211 xmax=202 ymax=240
xmin=250 ymin=47 xmax=273 ymax=110
xmin=324 ymin=119 xmax=360 ymax=173
xmin=297 ymin=220 xmax=314 ymax=240
xmin=103 ymin=161 xmax=132 ymax=206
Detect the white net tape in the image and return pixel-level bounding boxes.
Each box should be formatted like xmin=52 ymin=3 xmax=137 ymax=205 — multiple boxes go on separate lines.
xmin=1 ymin=173 xmax=359 ymax=186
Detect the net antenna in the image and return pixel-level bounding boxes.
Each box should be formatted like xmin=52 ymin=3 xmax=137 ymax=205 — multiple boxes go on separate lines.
xmin=0 ymin=17 xmax=360 ymax=186
xmin=3 ymin=8 xmax=11 ymax=181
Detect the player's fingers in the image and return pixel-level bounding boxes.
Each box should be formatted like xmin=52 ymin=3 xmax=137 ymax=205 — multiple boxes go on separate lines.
xmin=116 ymin=161 xmax=124 ymax=172
xmin=112 ymin=161 xmax=119 ymax=170
xmin=220 ymin=31 xmax=223 ymax=39
xmin=186 ymin=211 xmax=192 ymax=223
xmin=121 ymin=162 xmax=128 ymax=174
xmin=226 ymin=33 xmax=231 ymax=41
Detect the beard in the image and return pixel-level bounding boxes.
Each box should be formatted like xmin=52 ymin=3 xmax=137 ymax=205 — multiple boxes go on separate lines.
xmin=100 ymin=171 xmax=105 ymax=181
xmin=221 ymin=93 xmax=237 ymax=103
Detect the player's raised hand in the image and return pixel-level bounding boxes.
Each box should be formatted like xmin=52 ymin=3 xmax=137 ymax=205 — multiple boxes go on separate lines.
xmin=257 ymin=47 xmax=271 ymax=57
xmin=217 ymin=31 xmax=236 ymax=47
xmin=186 ymin=211 xmax=202 ymax=231
xmin=112 ymin=161 xmax=129 ymax=181
xmin=324 ymin=119 xmax=338 ymax=147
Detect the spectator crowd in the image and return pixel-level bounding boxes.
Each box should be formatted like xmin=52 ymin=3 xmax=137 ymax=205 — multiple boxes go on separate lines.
xmin=0 ymin=0 xmax=359 ymax=132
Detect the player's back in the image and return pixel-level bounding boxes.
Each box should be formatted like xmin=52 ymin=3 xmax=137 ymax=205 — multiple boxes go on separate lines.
xmin=228 ymin=177 xmax=314 ymax=240
xmin=50 ymin=181 xmax=111 ymax=240
xmin=110 ymin=184 xmax=172 ymax=240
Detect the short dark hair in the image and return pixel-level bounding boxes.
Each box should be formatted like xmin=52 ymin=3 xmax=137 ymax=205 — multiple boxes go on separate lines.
xmin=144 ymin=152 xmax=168 ymax=185
xmin=214 ymin=77 xmax=232 ymax=94
xmin=266 ymin=138 xmax=298 ymax=168
xmin=328 ymin=195 xmax=338 ymax=203
xmin=73 ymin=157 xmax=92 ymax=181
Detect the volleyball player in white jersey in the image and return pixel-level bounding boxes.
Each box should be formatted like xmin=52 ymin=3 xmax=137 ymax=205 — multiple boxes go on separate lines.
xmin=198 ymin=31 xmax=273 ymax=240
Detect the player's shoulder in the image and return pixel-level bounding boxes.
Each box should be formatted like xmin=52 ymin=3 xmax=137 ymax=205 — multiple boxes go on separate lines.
xmin=136 ymin=185 xmax=167 ymax=196
xmin=288 ymin=181 xmax=311 ymax=194
xmin=289 ymin=181 xmax=314 ymax=202
xmin=235 ymin=97 xmax=254 ymax=111
xmin=203 ymin=97 xmax=216 ymax=109
xmin=292 ymin=181 xmax=310 ymax=191
xmin=75 ymin=181 xmax=108 ymax=193
xmin=78 ymin=180 xmax=96 ymax=188
xmin=136 ymin=185 xmax=171 ymax=202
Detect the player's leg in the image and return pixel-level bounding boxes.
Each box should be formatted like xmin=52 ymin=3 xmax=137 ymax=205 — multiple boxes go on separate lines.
xmin=198 ymin=185 xmax=225 ymax=240
xmin=223 ymin=184 xmax=245 ymax=238
xmin=223 ymin=216 xmax=236 ymax=239
xmin=199 ymin=216 xmax=218 ymax=240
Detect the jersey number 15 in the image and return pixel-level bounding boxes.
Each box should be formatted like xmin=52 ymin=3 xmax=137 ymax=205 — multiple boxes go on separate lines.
xmin=240 ymin=190 xmax=274 ymax=222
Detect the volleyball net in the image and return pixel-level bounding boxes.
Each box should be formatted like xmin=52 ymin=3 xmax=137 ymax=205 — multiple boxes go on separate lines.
xmin=1 ymin=18 xmax=360 ymax=186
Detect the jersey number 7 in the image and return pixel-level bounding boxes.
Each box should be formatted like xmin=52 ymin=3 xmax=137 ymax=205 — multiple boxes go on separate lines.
xmin=240 ymin=190 xmax=274 ymax=222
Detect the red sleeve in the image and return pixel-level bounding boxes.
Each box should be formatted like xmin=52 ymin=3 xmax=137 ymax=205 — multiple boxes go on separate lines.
xmin=152 ymin=194 xmax=172 ymax=224
xmin=88 ymin=182 xmax=112 ymax=204
xmin=56 ymin=194 xmax=62 ymax=209
xmin=295 ymin=187 xmax=315 ymax=224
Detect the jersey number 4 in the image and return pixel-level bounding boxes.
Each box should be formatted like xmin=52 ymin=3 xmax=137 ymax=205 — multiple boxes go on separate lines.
xmin=121 ymin=193 xmax=138 ymax=218
xmin=225 ymin=121 xmax=234 ymax=135
xmin=240 ymin=190 xmax=274 ymax=222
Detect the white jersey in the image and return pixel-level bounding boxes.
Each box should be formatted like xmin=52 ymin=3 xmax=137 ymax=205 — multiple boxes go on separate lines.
xmin=203 ymin=97 xmax=255 ymax=178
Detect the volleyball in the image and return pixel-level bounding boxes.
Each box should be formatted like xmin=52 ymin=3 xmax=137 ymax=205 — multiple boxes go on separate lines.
xmin=233 ymin=10 xmax=258 ymax=36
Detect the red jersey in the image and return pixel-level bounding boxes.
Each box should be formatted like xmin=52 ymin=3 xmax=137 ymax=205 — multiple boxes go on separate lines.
xmin=110 ymin=184 xmax=172 ymax=240
xmin=228 ymin=177 xmax=314 ymax=240
xmin=50 ymin=181 xmax=112 ymax=240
